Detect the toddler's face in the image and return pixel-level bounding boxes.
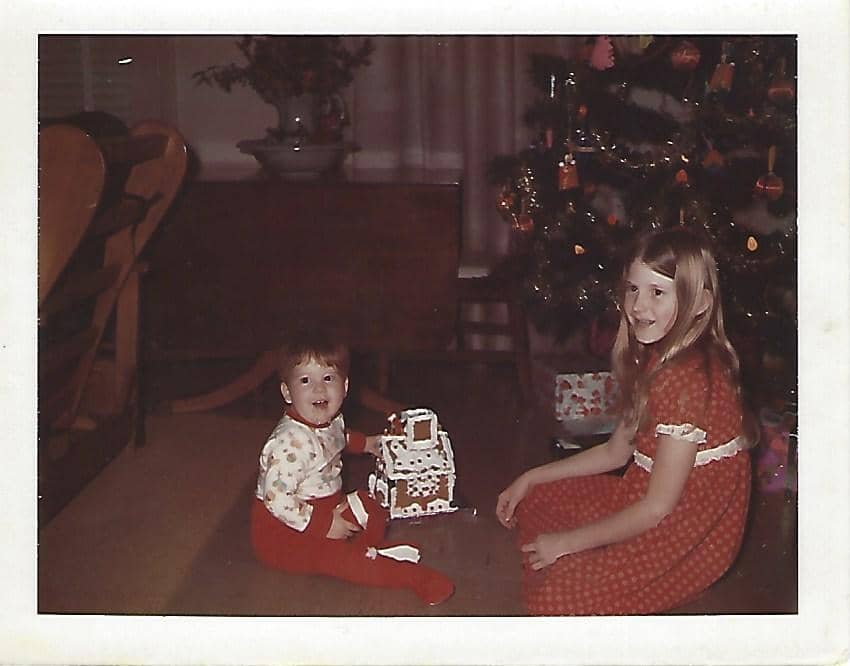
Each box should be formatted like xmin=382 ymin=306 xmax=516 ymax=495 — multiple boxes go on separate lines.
xmin=281 ymin=358 xmax=348 ymax=426
xmin=624 ymin=260 xmax=678 ymax=345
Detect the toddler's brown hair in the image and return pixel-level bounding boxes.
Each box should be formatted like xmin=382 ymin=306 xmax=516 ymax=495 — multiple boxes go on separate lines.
xmin=278 ymin=327 xmax=350 ymax=383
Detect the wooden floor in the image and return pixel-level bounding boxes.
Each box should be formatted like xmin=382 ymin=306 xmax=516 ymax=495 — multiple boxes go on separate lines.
xmin=37 ymin=356 xmax=797 ymax=617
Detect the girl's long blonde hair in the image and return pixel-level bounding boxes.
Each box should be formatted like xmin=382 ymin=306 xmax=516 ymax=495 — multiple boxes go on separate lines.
xmin=611 ymin=228 xmax=740 ymax=431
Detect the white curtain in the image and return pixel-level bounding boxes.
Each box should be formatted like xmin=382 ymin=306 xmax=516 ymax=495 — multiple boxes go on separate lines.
xmin=348 ymin=36 xmax=580 ymax=265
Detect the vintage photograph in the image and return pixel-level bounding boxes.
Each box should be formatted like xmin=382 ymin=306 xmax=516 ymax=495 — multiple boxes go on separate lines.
xmin=5 ymin=2 xmax=848 ymax=663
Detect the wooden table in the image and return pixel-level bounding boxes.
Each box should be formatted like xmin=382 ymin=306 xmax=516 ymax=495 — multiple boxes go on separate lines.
xmin=143 ymin=165 xmax=463 ymax=411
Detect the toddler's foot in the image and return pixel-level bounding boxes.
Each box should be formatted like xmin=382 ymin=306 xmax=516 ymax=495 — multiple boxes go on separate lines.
xmin=414 ymin=569 xmax=455 ymax=606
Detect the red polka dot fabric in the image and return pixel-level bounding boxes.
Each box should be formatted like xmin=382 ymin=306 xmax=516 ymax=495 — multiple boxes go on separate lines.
xmin=516 ymin=350 xmax=751 ymax=615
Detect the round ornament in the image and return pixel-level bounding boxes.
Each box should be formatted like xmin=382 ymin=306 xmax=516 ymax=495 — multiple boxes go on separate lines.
xmin=754 ymin=147 xmax=784 ymax=201
xmin=767 ymin=57 xmax=796 ymax=105
xmin=670 ymin=41 xmax=701 ymax=71
xmin=754 ymin=174 xmax=784 ymax=201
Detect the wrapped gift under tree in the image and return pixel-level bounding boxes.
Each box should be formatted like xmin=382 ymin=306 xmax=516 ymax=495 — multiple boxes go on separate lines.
xmin=555 ymin=371 xmax=619 ymax=437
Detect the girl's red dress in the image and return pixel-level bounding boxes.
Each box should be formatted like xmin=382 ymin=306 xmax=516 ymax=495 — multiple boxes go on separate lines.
xmin=516 ymin=350 xmax=751 ymax=615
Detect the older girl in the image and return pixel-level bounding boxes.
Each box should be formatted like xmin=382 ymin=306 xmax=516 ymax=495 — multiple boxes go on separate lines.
xmin=497 ymin=228 xmax=751 ymax=615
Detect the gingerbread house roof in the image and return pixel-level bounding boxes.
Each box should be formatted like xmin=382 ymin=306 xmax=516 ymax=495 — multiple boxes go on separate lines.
xmin=379 ymin=408 xmax=455 ymax=480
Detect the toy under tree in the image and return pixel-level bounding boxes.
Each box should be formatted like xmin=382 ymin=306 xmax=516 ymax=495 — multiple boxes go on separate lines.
xmin=491 ymin=35 xmax=797 ymax=408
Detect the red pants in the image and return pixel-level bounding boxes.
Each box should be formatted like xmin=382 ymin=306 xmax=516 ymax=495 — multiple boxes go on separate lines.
xmin=250 ymin=491 xmax=452 ymax=602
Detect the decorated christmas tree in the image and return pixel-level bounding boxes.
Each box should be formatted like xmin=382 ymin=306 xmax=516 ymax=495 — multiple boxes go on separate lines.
xmin=491 ymin=35 xmax=797 ymax=406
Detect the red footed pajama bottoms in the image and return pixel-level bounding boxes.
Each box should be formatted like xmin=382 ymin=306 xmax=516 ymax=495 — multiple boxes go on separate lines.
xmin=250 ymin=490 xmax=454 ymax=605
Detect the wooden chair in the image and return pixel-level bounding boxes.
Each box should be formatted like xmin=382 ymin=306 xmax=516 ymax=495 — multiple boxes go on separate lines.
xmin=454 ymin=255 xmax=534 ymax=404
xmin=38 ymin=120 xmax=188 ymax=522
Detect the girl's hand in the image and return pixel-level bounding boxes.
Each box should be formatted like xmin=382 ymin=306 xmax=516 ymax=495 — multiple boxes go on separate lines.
xmin=326 ymin=502 xmax=361 ymax=539
xmin=364 ymin=435 xmax=381 ymax=457
xmin=521 ymin=532 xmax=571 ymax=570
xmin=496 ymin=473 xmax=532 ymax=528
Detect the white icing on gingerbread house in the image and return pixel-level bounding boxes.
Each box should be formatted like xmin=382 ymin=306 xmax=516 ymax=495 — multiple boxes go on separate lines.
xmin=368 ymin=408 xmax=457 ymax=519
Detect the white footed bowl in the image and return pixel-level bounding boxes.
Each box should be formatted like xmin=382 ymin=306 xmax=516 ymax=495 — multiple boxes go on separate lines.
xmin=237 ymin=139 xmax=344 ymax=179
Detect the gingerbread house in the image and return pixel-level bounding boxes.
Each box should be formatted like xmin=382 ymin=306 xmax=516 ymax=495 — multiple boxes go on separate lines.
xmin=368 ymin=408 xmax=457 ymax=519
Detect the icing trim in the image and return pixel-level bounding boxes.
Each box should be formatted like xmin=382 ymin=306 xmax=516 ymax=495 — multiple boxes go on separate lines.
xmin=655 ymin=422 xmax=707 ymax=443
xmin=346 ymin=491 xmax=369 ymax=529
xmin=365 ymin=544 xmax=421 ymax=563
xmin=633 ymin=436 xmax=745 ymax=472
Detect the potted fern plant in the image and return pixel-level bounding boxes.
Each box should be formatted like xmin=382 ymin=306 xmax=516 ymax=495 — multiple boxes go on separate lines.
xmin=194 ymin=35 xmax=374 ymax=176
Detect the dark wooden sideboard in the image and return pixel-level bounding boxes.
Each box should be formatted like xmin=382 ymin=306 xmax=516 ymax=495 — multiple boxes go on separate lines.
xmin=143 ymin=166 xmax=463 ymax=362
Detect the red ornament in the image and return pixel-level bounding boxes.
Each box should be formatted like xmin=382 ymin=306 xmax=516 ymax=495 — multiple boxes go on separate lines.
xmin=606 ymin=213 xmax=618 ymax=226
xmin=702 ymin=147 xmax=725 ymax=170
xmin=577 ymin=104 xmax=588 ymax=120
xmin=674 ymin=168 xmax=689 ymax=185
xmin=767 ymin=58 xmax=795 ymax=105
xmin=755 ymin=173 xmax=784 ymax=201
xmin=708 ymin=41 xmax=735 ymax=92
xmin=670 ymin=41 xmax=701 ymax=71
xmin=754 ymin=146 xmax=785 ymax=201
xmin=767 ymin=78 xmax=795 ymax=104
xmin=709 ymin=62 xmax=734 ymax=92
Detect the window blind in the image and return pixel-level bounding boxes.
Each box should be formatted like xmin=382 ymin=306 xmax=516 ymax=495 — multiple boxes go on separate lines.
xmin=38 ymin=36 xmax=135 ymax=123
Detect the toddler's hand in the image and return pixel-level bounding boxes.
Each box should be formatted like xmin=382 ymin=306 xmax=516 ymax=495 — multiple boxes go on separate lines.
xmin=496 ymin=474 xmax=531 ymax=528
xmin=326 ymin=502 xmax=361 ymax=539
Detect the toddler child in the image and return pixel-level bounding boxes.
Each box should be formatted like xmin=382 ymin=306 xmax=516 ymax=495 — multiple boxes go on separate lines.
xmin=251 ymin=330 xmax=454 ymax=606
xmin=497 ymin=227 xmax=752 ymax=615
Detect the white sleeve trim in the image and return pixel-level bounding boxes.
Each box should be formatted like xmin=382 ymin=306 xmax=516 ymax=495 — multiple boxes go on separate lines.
xmin=655 ymin=422 xmax=707 ymax=443
xmin=633 ymin=436 xmax=745 ymax=472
